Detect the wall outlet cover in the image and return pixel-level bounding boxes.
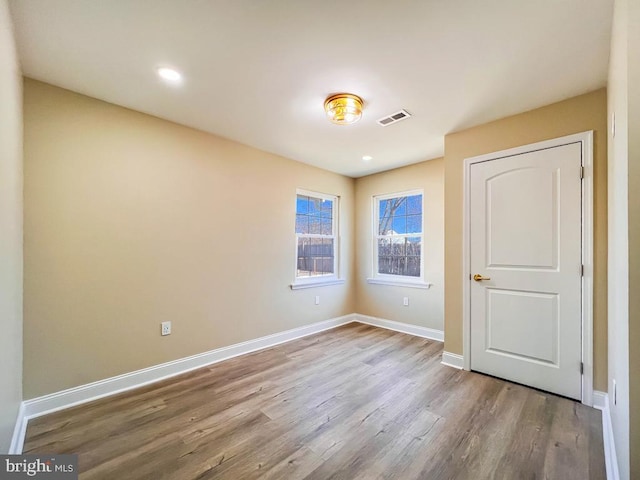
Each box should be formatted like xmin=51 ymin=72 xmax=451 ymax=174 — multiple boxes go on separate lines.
xmin=161 ymin=321 xmax=171 ymax=336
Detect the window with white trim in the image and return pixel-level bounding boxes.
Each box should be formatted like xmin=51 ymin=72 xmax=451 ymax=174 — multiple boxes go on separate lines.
xmin=372 ymin=190 xmax=424 ymax=284
xmin=293 ymin=190 xmax=339 ymax=286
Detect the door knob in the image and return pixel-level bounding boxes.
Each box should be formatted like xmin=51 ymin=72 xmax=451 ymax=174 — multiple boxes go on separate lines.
xmin=473 ymin=274 xmax=491 ymax=281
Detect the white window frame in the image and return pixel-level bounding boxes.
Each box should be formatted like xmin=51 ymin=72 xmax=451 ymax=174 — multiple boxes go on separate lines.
xmin=368 ymin=189 xmax=430 ymax=289
xmin=291 ymin=189 xmax=344 ymax=290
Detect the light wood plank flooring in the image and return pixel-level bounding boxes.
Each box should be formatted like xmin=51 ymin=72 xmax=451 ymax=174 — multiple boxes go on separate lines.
xmin=24 ymin=323 xmax=605 ymax=479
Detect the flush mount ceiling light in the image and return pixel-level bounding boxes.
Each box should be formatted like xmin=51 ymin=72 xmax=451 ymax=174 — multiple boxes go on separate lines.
xmin=362 ymin=155 xmax=373 ymax=161
xmin=324 ymin=93 xmax=364 ymax=125
xmin=156 ymin=66 xmax=182 ymax=84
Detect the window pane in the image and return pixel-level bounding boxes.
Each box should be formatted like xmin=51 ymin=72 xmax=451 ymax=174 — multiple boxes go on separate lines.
xmin=321 ymin=217 xmax=332 ymax=235
xmin=390 ymin=257 xmax=400 ymax=275
xmin=297 ymin=237 xmax=309 ymax=276
xmin=392 ymin=238 xmax=406 ymax=256
xmin=377 ymin=238 xmax=390 ymax=256
xmin=296 ymin=214 xmax=309 ymax=234
xmin=377 ymin=235 xmax=422 ymax=277
xmin=296 ymin=195 xmax=309 ymax=214
xmin=375 ymin=191 xmax=423 ymax=279
xmin=378 ymin=256 xmax=391 ymax=275
xmin=406 ymin=236 xmax=421 ymax=277
xmin=308 ymin=197 xmax=321 ymax=215
xmin=406 ymin=214 xmax=422 ymax=234
xmin=323 ymin=237 xmax=334 ymax=256
xmin=379 ymin=199 xmax=388 ymax=218
xmin=321 ymin=199 xmax=333 ymax=216
xmin=406 ymin=194 xmax=422 ymax=214
xmin=391 ymin=216 xmax=407 ymax=234
xmin=379 ymin=196 xmax=414 ymax=234
xmin=296 ymin=192 xmax=337 ymax=279
xmin=398 ymin=257 xmax=407 ymax=275
xmin=378 ymin=199 xmax=392 ymax=234
xmin=407 ymin=236 xmax=421 ymax=255
xmin=322 ymin=238 xmax=334 ymax=274
xmin=309 ymin=216 xmax=322 ymax=234
xmin=406 ymin=256 xmax=421 ymax=277
xmin=297 ymin=236 xmax=334 ymax=277
xmin=393 ymin=197 xmax=407 ymax=216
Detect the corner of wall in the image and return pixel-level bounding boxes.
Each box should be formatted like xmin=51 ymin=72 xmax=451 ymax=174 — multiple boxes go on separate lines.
xmin=0 ymin=0 xmax=24 ymax=453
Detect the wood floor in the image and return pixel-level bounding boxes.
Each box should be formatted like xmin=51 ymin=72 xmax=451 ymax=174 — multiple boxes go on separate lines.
xmin=24 ymin=323 xmax=605 ymax=480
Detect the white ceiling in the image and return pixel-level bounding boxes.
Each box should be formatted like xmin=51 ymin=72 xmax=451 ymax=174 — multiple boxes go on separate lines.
xmin=9 ymin=0 xmax=613 ymax=177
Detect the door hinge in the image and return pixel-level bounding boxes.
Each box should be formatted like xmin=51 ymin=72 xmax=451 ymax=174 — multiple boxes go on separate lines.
xmin=580 ymin=362 xmax=584 ymax=375
xmin=580 ymin=166 xmax=585 ymax=179
xmin=581 ymin=264 xmax=584 ymax=276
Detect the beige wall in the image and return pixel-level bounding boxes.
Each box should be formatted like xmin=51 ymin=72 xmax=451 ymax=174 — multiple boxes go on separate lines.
xmin=444 ymin=89 xmax=608 ymax=391
xmin=354 ymin=160 xmax=444 ymax=330
xmin=23 ymin=79 xmax=355 ymax=399
xmin=0 ymin=0 xmax=23 ymax=453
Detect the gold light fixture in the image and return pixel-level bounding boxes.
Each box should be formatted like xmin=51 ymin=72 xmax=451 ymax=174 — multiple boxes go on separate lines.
xmin=324 ymin=93 xmax=363 ymax=125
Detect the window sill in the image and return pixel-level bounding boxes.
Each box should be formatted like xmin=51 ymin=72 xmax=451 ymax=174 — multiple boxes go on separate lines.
xmin=290 ymin=279 xmax=345 ymax=290
xmin=366 ymin=278 xmax=432 ymax=289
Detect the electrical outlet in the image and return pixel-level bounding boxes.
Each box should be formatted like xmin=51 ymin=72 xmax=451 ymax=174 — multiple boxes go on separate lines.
xmin=315 ymin=295 xmax=320 ymax=305
xmin=161 ymin=321 xmax=171 ymax=336
xmin=403 ymin=297 xmax=409 ymax=306
xmin=613 ymin=379 xmax=617 ymax=405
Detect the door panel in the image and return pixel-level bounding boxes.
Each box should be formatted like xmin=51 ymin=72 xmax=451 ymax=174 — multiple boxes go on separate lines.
xmin=485 ymin=289 xmax=558 ymax=364
xmin=487 ymin=167 xmax=559 ymax=269
xmin=470 ymin=142 xmax=582 ymax=400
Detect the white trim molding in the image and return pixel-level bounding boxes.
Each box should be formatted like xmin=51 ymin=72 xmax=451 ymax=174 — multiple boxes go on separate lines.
xmin=10 ymin=313 xmax=445 ymax=454
xmin=293 ymin=188 xmax=340 ymax=287
xmin=371 ymin=189 xmax=426 ymax=286
xmin=353 ymin=314 xmax=444 ymax=342
xmin=593 ymin=391 xmax=620 ymax=480
xmin=9 ymin=403 xmax=27 ymax=455
xmin=12 ymin=314 xmax=356 ymax=454
xmin=290 ymin=279 xmax=345 ymax=290
xmin=366 ymin=278 xmax=432 ymax=289
xmin=461 ymin=131 xmax=595 ymax=406
xmin=441 ymin=351 xmax=464 ymax=369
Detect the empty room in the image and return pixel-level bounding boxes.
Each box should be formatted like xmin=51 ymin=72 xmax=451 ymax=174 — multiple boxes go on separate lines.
xmin=1 ymin=1 xmax=638 ymax=479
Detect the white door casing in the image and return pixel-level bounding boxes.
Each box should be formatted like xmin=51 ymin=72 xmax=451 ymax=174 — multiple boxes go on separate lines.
xmin=462 ymin=132 xmax=594 ymax=405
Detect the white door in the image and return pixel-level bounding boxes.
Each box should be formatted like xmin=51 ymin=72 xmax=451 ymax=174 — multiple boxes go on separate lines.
xmin=470 ymin=142 xmax=583 ymax=400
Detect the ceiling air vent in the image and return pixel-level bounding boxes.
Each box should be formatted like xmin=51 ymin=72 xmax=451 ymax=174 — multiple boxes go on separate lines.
xmin=377 ymin=109 xmax=411 ymax=127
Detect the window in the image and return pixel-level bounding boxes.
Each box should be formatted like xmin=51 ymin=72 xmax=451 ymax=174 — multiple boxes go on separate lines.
xmin=292 ymin=190 xmax=342 ymax=289
xmin=370 ymin=190 xmax=428 ymax=288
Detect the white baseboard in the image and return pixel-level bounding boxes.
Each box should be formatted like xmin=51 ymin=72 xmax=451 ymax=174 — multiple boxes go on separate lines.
xmin=593 ymin=390 xmax=619 ymax=480
xmin=13 ymin=314 xmax=356 ymax=454
xmin=353 ymin=314 xmax=444 ymax=342
xmin=8 ymin=402 xmax=26 ymax=455
xmin=441 ymin=351 xmax=464 ymax=369
xmin=11 ymin=313 xmax=445 ymax=454
xmin=592 ymin=390 xmax=607 ymax=410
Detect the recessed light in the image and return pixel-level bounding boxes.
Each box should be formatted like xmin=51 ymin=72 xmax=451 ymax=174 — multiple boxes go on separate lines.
xmin=362 ymin=155 xmax=373 ymax=161
xmin=157 ymin=67 xmax=182 ymax=83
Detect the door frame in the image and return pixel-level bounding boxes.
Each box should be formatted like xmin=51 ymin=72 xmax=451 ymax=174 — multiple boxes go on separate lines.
xmin=461 ymin=131 xmax=594 ymax=406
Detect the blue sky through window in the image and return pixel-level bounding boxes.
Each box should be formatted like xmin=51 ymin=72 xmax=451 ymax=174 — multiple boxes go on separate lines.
xmin=379 ymin=194 xmax=422 ymax=236
xmin=296 ymin=195 xmax=333 ymax=235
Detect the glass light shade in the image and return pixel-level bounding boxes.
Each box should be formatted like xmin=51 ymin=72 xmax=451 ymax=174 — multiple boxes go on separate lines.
xmin=324 ymin=93 xmax=363 ymax=125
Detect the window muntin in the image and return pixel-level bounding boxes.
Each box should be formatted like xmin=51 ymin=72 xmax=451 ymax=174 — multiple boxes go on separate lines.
xmin=374 ymin=191 xmax=423 ymax=279
xmin=295 ymin=191 xmax=337 ymax=279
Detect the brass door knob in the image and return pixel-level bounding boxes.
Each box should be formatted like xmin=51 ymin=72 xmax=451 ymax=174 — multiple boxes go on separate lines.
xmin=473 ymin=274 xmax=491 ymax=281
